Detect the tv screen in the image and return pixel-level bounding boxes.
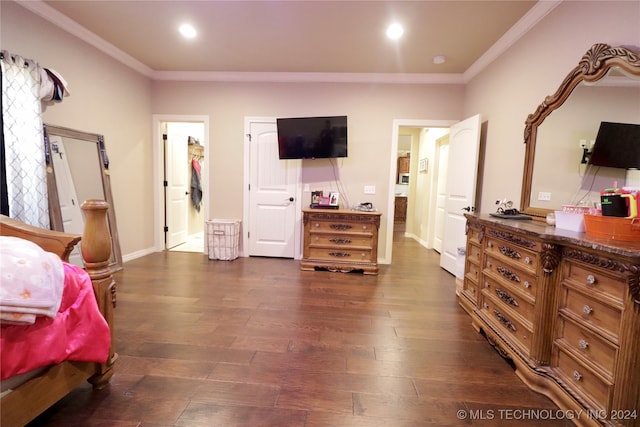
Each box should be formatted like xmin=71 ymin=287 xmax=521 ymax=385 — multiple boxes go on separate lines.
xmin=589 ymin=121 xmax=640 ymax=169
xmin=277 ymin=116 xmax=347 ymax=159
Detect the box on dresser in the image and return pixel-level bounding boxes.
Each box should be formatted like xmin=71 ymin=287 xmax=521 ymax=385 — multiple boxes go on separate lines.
xmin=461 ymin=214 xmax=639 ymax=427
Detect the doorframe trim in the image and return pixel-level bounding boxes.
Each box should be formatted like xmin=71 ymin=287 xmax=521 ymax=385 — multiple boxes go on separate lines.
xmin=243 ymin=117 xmax=303 ymax=260
xmin=386 ymin=119 xmax=457 ymax=264
xmin=152 ymin=115 xmax=210 ymax=252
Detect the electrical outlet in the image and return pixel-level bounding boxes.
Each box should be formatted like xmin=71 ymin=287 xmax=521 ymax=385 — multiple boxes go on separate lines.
xmin=364 ymin=185 xmax=376 ymax=195
xmin=303 ymin=184 xmax=310 ymax=192
xmin=538 ymin=191 xmax=551 ymax=201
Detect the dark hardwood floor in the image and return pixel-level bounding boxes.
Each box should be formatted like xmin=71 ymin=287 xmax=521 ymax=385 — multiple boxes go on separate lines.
xmin=28 ymin=230 xmax=570 ymax=426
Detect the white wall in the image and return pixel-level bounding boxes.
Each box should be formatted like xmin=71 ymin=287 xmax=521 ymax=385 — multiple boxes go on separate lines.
xmin=463 ymin=1 xmax=640 ymax=213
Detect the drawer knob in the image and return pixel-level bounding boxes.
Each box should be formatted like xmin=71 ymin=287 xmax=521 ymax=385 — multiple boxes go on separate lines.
xmin=586 ymin=274 xmax=597 ymax=286
xmin=523 ymin=281 xmax=531 ymax=289
xmin=573 ymin=370 xmax=583 ymax=381
xmin=524 ymin=256 xmax=531 ymax=265
xmin=578 ymin=339 xmax=589 ymax=350
xmin=486 ymin=261 xmax=492 ymax=268
xmin=488 ymin=242 xmax=493 ymax=248
xmin=483 ymin=303 xmax=489 ymax=309
xmin=314 ymin=223 xmax=320 ymax=227
xmin=583 ymin=305 xmax=593 ymax=315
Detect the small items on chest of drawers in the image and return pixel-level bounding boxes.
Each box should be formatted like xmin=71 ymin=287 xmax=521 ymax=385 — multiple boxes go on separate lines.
xmin=301 ymin=208 xmax=381 ymax=275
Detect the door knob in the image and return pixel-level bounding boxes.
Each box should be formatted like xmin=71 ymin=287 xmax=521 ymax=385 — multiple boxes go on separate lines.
xmin=289 ymin=197 xmax=294 ymax=202
xmin=462 ymin=206 xmax=475 ymax=212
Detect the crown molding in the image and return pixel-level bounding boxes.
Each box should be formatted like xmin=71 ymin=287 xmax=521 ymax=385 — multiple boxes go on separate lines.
xmin=16 ymin=0 xmax=155 ymax=77
xmin=464 ymin=0 xmax=562 ymax=82
xmin=17 ymin=0 xmax=558 ymax=85
xmin=150 ymin=70 xmax=465 ymax=84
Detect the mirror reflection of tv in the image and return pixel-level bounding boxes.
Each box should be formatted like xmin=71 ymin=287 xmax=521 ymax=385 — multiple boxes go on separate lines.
xmin=277 ymin=116 xmax=347 ymax=159
xmin=589 ymin=121 xmax=640 ymax=169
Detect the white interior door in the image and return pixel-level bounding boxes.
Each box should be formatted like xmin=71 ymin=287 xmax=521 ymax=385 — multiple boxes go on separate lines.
xmin=248 ymin=121 xmax=299 ymax=258
xmin=50 ymin=135 xmax=84 ymax=266
xmin=433 ymin=135 xmax=449 ymax=253
xmin=440 ymin=114 xmax=482 ymax=278
xmin=165 ymin=127 xmax=189 ymax=249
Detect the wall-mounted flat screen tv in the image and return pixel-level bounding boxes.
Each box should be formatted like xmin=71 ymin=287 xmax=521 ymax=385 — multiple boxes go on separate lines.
xmin=589 ymin=121 xmax=640 ymax=169
xmin=277 ymin=116 xmax=347 ymax=159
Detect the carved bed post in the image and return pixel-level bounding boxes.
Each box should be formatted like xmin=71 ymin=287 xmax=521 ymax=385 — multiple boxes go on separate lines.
xmin=81 ymin=199 xmax=117 ymax=389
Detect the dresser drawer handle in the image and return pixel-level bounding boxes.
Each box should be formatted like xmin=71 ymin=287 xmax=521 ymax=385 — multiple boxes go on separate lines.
xmin=585 ymin=274 xmax=597 ymax=286
xmin=578 ymin=339 xmax=589 ymax=350
xmin=493 ymin=309 xmax=517 ymax=331
xmin=328 ymin=252 xmax=351 ymax=258
xmin=488 ymin=242 xmax=493 ymax=248
xmin=524 ymin=256 xmax=531 ymax=265
xmin=583 ymin=305 xmax=593 ymax=315
xmin=573 ymin=371 xmax=583 ymax=381
xmin=486 ymin=261 xmax=492 ymax=268
xmin=495 ymin=288 xmax=519 ymax=307
xmin=329 ymin=238 xmax=351 ymax=244
xmin=483 ymin=303 xmax=489 ymax=310
xmin=331 ymin=224 xmax=352 ymax=231
xmin=314 ymin=223 xmax=320 ymax=227
xmin=523 ymin=281 xmax=531 ymax=289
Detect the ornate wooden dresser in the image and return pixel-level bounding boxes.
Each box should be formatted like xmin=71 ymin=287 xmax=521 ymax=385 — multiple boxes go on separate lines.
xmin=461 ymin=214 xmax=639 ymax=427
xmin=301 ymin=208 xmax=382 ymax=275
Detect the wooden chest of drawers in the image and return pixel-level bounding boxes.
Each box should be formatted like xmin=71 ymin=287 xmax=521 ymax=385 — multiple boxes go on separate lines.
xmin=462 ymin=215 xmax=640 ymax=427
xmin=301 ymin=208 xmax=381 ymax=275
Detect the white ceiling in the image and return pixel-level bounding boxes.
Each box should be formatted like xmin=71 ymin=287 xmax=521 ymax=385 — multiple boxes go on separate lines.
xmin=22 ymin=1 xmax=559 ymax=82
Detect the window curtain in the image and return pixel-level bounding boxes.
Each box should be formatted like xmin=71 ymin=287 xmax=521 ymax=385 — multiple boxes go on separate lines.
xmin=1 ymin=51 xmax=48 ymax=228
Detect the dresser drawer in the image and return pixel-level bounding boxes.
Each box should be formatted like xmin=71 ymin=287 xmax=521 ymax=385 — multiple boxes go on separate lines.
xmin=480 ymin=294 xmax=533 ymax=355
xmin=307 ymin=246 xmax=373 ymax=263
xmin=552 ymin=346 xmax=613 ymax=412
xmin=467 ymin=242 xmax=482 ymax=266
xmin=484 ymin=255 xmax=537 ymax=301
xmin=467 ymin=224 xmax=482 ymax=245
xmin=555 ymin=315 xmax=617 ymax=376
xmin=482 ymin=277 xmax=535 ymax=328
xmin=485 ymin=237 xmax=538 ymax=275
xmin=559 ymin=285 xmax=621 ymax=342
xmin=563 ymin=261 xmax=625 ymax=305
xmin=462 ymin=278 xmax=479 ymax=303
xmin=307 ymin=233 xmax=372 ymax=247
xmin=308 ymin=219 xmax=375 ymax=234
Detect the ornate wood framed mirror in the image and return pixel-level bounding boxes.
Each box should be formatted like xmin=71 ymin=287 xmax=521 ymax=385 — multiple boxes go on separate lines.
xmin=44 ymin=124 xmax=123 ymax=271
xmin=520 ymin=43 xmax=640 ymax=219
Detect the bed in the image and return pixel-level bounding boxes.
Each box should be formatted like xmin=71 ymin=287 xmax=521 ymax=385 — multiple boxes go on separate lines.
xmin=0 ymin=199 xmax=116 ymax=426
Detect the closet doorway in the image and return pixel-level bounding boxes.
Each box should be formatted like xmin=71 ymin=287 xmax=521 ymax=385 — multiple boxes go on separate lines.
xmin=152 ymin=115 xmax=209 ymax=253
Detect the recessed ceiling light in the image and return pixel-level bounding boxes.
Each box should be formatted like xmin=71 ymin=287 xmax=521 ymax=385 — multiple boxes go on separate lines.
xmin=386 ymin=23 xmax=404 ymax=40
xmin=433 ymin=55 xmax=446 ymax=64
xmin=179 ymin=23 xmax=197 ymax=39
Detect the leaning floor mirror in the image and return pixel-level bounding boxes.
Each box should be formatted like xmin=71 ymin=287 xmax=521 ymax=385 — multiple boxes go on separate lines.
xmin=44 ymin=124 xmax=123 ymax=271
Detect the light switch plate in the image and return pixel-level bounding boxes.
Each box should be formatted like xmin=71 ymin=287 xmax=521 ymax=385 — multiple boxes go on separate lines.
xmin=538 ymin=191 xmax=551 ymax=201
xmin=364 ymin=185 xmax=376 ymax=195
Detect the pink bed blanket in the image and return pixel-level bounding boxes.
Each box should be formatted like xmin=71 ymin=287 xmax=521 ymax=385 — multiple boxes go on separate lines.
xmin=0 ymin=262 xmax=111 ymax=380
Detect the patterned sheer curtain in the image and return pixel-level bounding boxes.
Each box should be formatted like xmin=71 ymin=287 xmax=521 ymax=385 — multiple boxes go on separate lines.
xmin=1 ymin=51 xmax=49 ymax=228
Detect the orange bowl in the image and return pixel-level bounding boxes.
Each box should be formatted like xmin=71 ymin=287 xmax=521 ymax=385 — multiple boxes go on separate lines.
xmin=583 ymin=215 xmax=640 ymax=242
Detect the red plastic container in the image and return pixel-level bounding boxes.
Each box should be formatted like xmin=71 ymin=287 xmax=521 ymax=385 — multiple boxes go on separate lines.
xmin=583 ymin=215 xmax=640 ymax=242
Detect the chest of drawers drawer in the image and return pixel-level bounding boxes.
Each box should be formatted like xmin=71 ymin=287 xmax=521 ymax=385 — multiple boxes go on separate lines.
xmin=562 ymin=260 xmax=625 ymax=304
xmin=479 ymin=293 xmax=533 ymax=356
xmin=308 ymin=219 xmax=376 ymax=234
xmin=485 ymin=237 xmax=539 ymax=275
xmin=307 ymin=233 xmax=373 ymax=247
xmin=482 ymin=276 xmax=535 ymax=328
xmin=555 ymin=315 xmax=618 ymax=376
xmin=552 ymin=346 xmax=613 ymax=412
xmin=307 ymin=246 xmax=373 ymax=262
xmin=558 ymin=285 xmax=622 ymax=343
xmin=484 ymin=254 xmax=537 ymax=301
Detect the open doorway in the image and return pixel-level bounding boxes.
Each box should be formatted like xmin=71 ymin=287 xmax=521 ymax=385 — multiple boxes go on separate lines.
xmin=152 ymin=115 xmax=210 ymax=253
xmin=385 ymin=119 xmax=456 ymax=264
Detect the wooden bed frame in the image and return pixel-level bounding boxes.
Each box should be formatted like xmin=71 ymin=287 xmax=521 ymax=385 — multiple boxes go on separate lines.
xmin=0 ymin=199 xmax=117 ymax=426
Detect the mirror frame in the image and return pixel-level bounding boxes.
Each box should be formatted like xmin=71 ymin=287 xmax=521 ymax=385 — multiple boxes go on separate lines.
xmin=44 ymin=124 xmax=123 ymax=271
xmin=520 ymin=43 xmax=640 ymax=219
